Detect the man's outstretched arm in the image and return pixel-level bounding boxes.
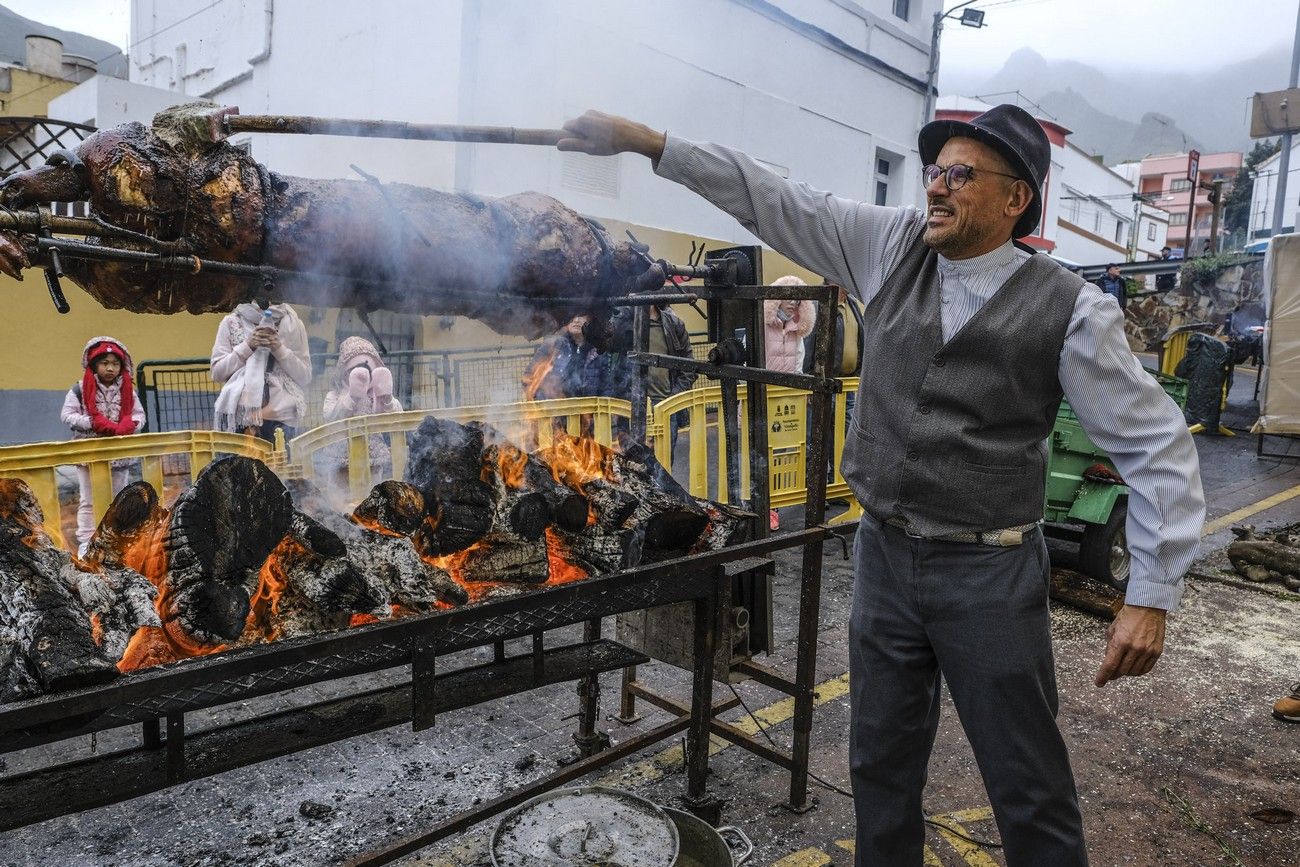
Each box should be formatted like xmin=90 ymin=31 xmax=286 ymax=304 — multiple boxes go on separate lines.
xmin=558 ymin=110 xmax=918 ymax=301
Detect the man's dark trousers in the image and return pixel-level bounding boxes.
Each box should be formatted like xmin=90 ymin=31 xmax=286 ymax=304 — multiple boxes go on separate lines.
xmin=849 ymin=514 xmax=1088 ymax=866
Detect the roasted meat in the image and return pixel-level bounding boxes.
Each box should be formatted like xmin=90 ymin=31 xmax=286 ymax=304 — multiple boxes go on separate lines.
xmin=0 ymin=103 xmax=660 ymax=338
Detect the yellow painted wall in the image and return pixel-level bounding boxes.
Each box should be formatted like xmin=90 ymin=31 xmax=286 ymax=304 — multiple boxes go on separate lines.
xmin=0 ymin=67 xmax=75 ymax=117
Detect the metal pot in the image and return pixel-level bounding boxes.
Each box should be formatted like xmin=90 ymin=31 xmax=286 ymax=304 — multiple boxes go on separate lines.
xmin=664 ymin=808 xmax=753 ymax=867
xmin=491 ymin=786 xmax=680 ymax=867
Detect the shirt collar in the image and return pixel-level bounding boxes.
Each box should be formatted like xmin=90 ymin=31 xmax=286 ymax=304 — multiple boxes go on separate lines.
xmin=937 ymin=239 xmax=1017 ymax=277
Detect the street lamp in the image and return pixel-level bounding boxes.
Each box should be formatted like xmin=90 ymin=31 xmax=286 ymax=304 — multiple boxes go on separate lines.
xmin=922 ymin=1 xmax=989 ymax=123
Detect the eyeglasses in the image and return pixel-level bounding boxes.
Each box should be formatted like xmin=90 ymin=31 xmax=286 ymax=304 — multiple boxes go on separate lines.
xmin=922 ymin=163 xmax=1022 ymax=191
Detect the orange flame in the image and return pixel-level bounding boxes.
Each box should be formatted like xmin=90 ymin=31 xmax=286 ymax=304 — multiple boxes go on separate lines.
xmin=491 ymin=444 xmax=530 ymax=490
xmin=544 ymin=528 xmax=588 ymax=585
xmin=522 ymin=348 xmax=557 ymax=401
xmin=538 ymin=436 xmax=613 ymax=489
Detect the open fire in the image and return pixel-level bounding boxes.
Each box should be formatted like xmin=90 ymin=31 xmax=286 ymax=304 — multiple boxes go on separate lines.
xmin=0 ymin=418 xmax=751 ymax=700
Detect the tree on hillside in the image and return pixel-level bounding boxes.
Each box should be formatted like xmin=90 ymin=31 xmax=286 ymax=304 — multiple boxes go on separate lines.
xmin=1224 ymin=139 xmax=1282 ymax=241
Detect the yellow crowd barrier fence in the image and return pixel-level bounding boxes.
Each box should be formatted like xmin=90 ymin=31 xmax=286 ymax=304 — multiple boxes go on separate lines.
xmin=0 ymin=381 xmax=864 ymax=551
xmin=0 ymin=431 xmax=275 ymax=549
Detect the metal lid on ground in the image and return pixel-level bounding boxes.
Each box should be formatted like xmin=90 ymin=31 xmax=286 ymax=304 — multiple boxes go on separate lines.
xmin=491 ymin=786 xmax=679 ymax=867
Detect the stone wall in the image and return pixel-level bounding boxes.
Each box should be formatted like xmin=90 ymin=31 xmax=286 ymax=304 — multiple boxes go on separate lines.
xmin=1124 ymin=259 xmax=1265 ymax=351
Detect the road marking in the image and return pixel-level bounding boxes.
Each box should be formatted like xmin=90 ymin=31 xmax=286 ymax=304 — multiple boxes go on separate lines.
xmin=773 ymin=848 xmax=833 ymax=867
xmin=927 ymin=811 xmax=1000 ymax=867
xmin=1202 ymin=481 xmax=1300 ymax=536
xmin=601 ymin=671 xmax=852 ymax=788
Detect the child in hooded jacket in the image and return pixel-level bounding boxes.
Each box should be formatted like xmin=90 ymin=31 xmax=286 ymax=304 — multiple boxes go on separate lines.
xmin=318 ymin=336 xmax=404 ymax=488
xmin=764 ymin=276 xmax=817 ymax=530
xmin=60 ymin=336 xmax=146 ymax=555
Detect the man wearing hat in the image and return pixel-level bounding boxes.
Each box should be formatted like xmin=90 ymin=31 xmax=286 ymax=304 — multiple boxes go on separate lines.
xmin=558 ymin=104 xmax=1203 ymax=866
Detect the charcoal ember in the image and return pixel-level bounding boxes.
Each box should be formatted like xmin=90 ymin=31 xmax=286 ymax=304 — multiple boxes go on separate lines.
xmin=0 ymin=479 xmax=118 ymax=700
xmin=582 ymin=478 xmax=638 ymax=526
xmin=71 ymin=563 xmax=159 ymax=662
xmin=353 ymin=480 xmax=426 ymax=536
xmin=162 ymin=456 xmax=294 ymax=646
xmin=356 ymin=528 xmax=467 ymax=610
xmin=556 ymin=526 xmax=642 ymax=575
xmin=286 ymin=512 xmax=386 ymax=611
xmin=692 ymin=501 xmax=756 ymax=552
xmin=287 ymin=480 xmax=466 ymax=609
xmin=478 ymin=427 xmax=587 ymax=533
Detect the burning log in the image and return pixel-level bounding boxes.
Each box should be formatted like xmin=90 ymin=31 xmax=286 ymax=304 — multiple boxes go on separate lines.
xmin=0 ymin=104 xmax=660 ymax=339
xmin=161 ymin=456 xmax=295 ymax=647
xmin=694 ymin=501 xmax=756 ymax=552
xmin=289 ymin=478 xmax=468 ymax=610
xmin=0 ymin=479 xmax=155 ymax=700
xmin=609 ymin=441 xmax=708 ymax=557
xmin=408 ymin=418 xmax=495 ymax=557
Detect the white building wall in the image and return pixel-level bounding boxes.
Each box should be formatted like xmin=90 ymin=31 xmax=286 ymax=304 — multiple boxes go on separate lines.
xmin=1053 ymin=142 xmax=1134 ymax=265
xmin=127 ymin=0 xmax=938 ymax=247
xmin=47 ymin=75 xmax=193 ymax=129
xmin=1250 ymin=144 xmax=1300 ymax=240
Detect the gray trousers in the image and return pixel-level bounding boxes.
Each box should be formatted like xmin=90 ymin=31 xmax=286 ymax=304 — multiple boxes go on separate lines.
xmin=849 ymin=514 xmax=1088 ymax=866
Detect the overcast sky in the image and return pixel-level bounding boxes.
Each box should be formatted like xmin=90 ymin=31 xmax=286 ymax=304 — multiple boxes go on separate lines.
xmin=8 ymin=0 xmax=1300 ymax=75
xmin=940 ymin=0 xmax=1297 ymax=75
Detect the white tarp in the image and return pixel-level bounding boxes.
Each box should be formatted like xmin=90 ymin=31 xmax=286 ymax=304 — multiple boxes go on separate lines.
xmin=1256 ymin=233 xmax=1300 ymax=433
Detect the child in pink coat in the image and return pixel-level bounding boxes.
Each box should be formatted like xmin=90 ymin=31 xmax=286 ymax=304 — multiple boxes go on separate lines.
xmin=764 ymin=277 xmax=817 ymax=529
xmin=60 ymin=336 xmax=146 ymax=555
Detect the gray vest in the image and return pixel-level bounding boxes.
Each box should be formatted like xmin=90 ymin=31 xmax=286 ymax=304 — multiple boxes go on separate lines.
xmin=840 ymin=227 xmax=1083 ymax=536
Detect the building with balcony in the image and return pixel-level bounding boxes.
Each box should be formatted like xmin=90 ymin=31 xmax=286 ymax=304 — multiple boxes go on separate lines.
xmin=1134 ymin=150 xmax=1241 ymax=257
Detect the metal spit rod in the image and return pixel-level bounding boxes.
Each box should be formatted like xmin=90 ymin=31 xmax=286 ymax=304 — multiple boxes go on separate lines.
xmin=225 ymin=114 xmax=569 ymax=146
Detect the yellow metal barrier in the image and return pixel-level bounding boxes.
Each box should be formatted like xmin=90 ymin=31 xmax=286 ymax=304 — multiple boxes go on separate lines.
xmin=0 ymin=431 xmax=274 ymax=549
xmin=286 ymin=397 xmax=633 ymax=502
xmin=649 ymin=378 xmax=861 ymax=523
xmin=0 ymin=385 xmax=863 ymax=552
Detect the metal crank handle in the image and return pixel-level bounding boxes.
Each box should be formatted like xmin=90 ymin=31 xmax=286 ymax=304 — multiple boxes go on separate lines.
xmin=717 ymin=826 xmax=754 ymax=864
xmin=42 ymin=238 xmax=70 ymax=314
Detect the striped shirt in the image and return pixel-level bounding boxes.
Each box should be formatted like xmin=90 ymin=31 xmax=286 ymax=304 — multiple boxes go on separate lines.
xmin=656 ymin=135 xmax=1204 ymax=611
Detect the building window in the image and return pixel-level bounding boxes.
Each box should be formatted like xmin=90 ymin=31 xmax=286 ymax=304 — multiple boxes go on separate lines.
xmin=1170 ymin=179 xmax=1192 ymax=192
xmin=874 ymin=150 xmax=900 ymax=206
xmin=1147 ymin=223 xmax=1157 ymax=241
xmin=1115 ymin=221 xmax=1125 ymax=244
xmin=1170 ymin=213 xmax=1188 ymax=226
xmin=1094 ymin=211 xmax=1102 ymax=233
xmin=893 ymin=0 xmax=910 ymax=21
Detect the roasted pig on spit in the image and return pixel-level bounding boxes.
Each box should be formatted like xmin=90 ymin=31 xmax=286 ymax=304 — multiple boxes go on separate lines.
xmin=0 ymin=103 xmax=662 ymax=338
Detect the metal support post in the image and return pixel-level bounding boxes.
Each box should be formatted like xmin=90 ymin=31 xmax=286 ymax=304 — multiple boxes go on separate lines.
xmin=684 ymin=573 xmax=721 ymax=824
xmin=573 ymin=619 xmax=610 ymax=756
xmin=615 ymin=664 xmax=641 ymax=724
xmin=787 ymin=286 xmax=838 ymax=811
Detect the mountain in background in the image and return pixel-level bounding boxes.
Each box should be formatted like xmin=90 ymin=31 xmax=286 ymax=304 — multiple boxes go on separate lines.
xmin=939 ymin=46 xmax=1290 ymax=163
xmin=0 ymin=4 xmax=127 ymax=78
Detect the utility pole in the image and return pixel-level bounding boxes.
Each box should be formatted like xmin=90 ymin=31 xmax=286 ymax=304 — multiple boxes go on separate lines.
xmin=1271 ymin=1 xmax=1300 ymax=236
xmin=1208 ymin=179 xmax=1225 ymax=254
xmin=922 ymin=1 xmax=987 ymax=123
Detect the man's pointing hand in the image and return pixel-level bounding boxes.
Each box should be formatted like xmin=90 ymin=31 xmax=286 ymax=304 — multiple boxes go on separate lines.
xmin=1095 ymin=604 xmax=1167 ymax=687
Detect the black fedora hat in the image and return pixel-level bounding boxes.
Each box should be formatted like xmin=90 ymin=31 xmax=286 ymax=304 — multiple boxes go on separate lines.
xmin=918 ymin=104 xmax=1050 ymax=239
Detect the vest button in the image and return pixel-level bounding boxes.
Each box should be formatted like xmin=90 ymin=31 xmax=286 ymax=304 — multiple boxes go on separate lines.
xmin=907 ymin=450 xmax=919 ymax=461
xmin=932 ymin=355 xmax=945 ymax=367
xmin=918 ymin=404 xmax=931 ymax=414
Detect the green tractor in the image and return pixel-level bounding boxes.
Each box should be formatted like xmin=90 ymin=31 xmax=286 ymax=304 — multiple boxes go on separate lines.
xmin=1044 ymin=370 xmax=1188 ymax=591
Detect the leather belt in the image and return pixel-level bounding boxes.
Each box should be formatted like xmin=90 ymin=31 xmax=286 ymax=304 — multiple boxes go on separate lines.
xmin=883 ymin=516 xmax=1037 ymax=547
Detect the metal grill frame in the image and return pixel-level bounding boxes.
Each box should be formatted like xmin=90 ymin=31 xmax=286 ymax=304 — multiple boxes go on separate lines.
xmin=3 ymin=273 xmax=839 ymax=860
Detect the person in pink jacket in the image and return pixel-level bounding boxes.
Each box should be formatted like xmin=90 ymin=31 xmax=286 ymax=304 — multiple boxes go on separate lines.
xmin=210 ymin=303 xmax=312 ymax=443
xmin=765 ymin=276 xmax=818 ymax=373
xmin=60 ymin=336 xmax=147 ymax=556
xmin=763 ymin=276 xmax=817 ymax=529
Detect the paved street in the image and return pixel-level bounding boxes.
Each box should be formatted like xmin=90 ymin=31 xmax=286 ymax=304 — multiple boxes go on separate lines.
xmin=2 ymin=367 xmax=1297 ymax=867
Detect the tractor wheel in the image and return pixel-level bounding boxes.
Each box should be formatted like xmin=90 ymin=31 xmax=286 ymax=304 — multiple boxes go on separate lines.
xmin=1079 ymin=501 xmax=1130 ymax=592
